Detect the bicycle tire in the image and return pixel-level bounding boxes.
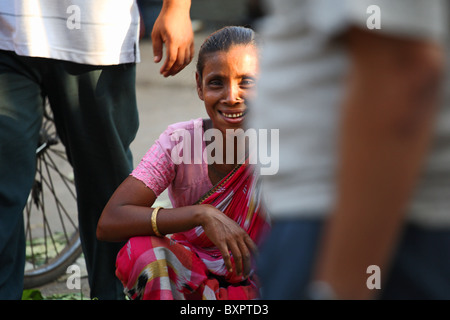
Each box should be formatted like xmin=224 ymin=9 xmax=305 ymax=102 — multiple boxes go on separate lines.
xmin=23 ymin=104 xmax=82 ymax=289
xmin=23 ymin=235 xmax=82 ymax=289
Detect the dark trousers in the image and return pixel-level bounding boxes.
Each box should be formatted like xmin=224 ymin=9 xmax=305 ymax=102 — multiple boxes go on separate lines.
xmin=0 ymin=51 xmax=139 ymax=299
xmin=257 ymin=218 xmax=450 ymax=299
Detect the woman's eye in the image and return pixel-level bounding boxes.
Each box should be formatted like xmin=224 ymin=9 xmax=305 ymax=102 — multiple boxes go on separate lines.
xmin=209 ymin=79 xmax=222 ymax=87
xmin=241 ymin=78 xmax=255 ymax=87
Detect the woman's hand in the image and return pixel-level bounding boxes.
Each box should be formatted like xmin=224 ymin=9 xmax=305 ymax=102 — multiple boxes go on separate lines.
xmin=98 ymin=176 xmax=257 ymax=277
xmin=199 ymin=204 xmax=258 ymax=278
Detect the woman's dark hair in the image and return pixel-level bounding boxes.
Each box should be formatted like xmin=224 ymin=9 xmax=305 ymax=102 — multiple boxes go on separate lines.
xmin=196 ymin=26 xmax=258 ymax=80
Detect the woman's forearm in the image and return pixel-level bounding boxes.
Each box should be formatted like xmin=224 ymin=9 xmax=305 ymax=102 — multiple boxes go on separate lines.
xmin=96 ymin=176 xmax=257 ymax=276
xmin=97 ymin=203 xmax=211 ymax=242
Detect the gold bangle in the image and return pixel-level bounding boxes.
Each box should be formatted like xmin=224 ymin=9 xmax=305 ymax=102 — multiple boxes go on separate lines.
xmin=151 ymin=206 xmax=163 ymax=237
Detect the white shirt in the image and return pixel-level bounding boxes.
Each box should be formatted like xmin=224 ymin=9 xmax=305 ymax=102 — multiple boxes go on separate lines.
xmin=0 ymin=0 xmax=140 ymax=65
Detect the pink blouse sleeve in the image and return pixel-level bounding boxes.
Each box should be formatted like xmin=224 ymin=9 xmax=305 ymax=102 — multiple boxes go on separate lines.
xmin=130 ymin=131 xmax=176 ymax=196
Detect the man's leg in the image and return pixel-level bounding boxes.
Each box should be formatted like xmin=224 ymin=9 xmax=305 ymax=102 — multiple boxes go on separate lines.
xmin=256 ymin=219 xmax=323 ymax=299
xmin=0 ymin=51 xmax=44 ymax=299
xmin=45 ymin=62 xmax=139 ymax=299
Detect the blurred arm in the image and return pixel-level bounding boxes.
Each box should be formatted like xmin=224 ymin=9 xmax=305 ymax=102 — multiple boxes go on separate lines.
xmin=312 ymin=27 xmax=444 ymax=299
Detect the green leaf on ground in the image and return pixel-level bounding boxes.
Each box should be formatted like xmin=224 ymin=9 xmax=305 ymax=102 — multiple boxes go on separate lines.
xmin=22 ymin=289 xmax=44 ymax=300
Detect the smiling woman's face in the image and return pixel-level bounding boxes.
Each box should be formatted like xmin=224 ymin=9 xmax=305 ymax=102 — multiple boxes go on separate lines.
xmin=196 ymin=44 xmax=259 ymax=133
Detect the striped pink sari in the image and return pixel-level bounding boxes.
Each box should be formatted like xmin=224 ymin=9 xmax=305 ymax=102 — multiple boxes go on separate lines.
xmin=115 ymin=161 xmax=270 ymax=300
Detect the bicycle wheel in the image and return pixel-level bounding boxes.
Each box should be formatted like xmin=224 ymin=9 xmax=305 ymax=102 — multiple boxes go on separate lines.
xmin=23 ymin=104 xmax=82 ymax=289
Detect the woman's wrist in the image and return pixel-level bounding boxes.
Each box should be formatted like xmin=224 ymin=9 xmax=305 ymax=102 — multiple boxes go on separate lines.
xmin=194 ymin=204 xmax=213 ymax=228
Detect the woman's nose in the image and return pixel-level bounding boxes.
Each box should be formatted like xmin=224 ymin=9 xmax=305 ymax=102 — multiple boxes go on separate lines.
xmin=222 ymin=85 xmax=243 ymax=105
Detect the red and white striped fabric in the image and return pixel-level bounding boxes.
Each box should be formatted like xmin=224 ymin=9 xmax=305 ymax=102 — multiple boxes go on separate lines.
xmin=115 ymin=162 xmax=271 ymax=300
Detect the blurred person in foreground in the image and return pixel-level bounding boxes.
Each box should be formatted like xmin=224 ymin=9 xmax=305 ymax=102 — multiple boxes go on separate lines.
xmin=0 ymin=0 xmax=193 ymax=299
xmin=252 ymin=0 xmax=450 ymax=299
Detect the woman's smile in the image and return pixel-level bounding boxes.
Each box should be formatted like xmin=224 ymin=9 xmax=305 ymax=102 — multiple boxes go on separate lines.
xmin=218 ymin=109 xmax=247 ymax=123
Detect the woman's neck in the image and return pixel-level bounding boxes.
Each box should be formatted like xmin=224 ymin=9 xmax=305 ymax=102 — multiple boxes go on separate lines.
xmin=203 ymin=119 xmax=248 ymax=166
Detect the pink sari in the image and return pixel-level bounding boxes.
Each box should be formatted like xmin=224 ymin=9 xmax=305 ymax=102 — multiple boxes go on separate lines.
xmin=115 ymin=161 xmax=270 ymax=300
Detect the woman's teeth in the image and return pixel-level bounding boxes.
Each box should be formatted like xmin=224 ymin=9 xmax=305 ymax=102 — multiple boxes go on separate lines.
xmin=222 ymin=112 xmax=244 ymax=118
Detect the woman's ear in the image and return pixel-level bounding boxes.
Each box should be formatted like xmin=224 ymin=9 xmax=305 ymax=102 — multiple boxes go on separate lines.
xmin=195 ymin=72 xmax=204 ymax=101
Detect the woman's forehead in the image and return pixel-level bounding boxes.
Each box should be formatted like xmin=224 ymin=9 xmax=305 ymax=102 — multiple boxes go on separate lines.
xmin=201 ymin=45 xmax=259 ymax=76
